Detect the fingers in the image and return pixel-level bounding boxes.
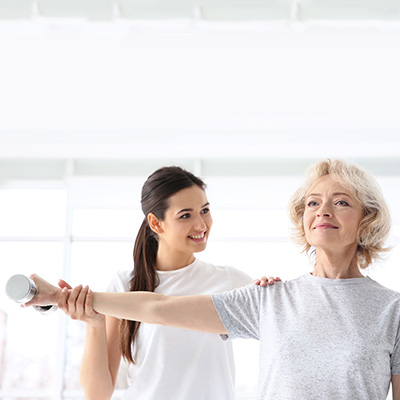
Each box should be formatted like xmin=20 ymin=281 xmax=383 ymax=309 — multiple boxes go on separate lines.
xmin=68 ymin=285 xmax=82 ymax=312
xmin=58 ymin=285 xmax=84 ymax=318
xmin=254 ymin=276 xmax=282 ymax=286
xmin=58 ymin=285 xmax=101 ymax=325
xmin=68 ymin=285 xmax=88 ymax=319
xmin=85 ymin=288 xmax=95 ymax=314
xmin=75 ymin=285 xmax=91 ymax=319
xmin=58 ymin=279 xmax=73 ymax=290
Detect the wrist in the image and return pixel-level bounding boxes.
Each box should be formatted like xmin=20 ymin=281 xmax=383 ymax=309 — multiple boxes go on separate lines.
xmin=53 ymin=287 xmax=63 ymax=305
xmin=87 ymin=315 xmax=106 ymax=329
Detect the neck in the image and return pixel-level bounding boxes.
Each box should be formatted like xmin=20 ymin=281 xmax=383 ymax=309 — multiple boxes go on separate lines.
xmin=156 ymin=244 xmax=195 ymax=272
xmin=312 ymin=247 xmax=363 ymax=279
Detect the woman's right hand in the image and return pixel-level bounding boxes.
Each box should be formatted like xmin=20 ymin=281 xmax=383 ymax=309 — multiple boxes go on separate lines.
xmin=58 ymin=280 xmax=105 ymax=327
xmin=254 ymin=276 xmax=281 ymax=286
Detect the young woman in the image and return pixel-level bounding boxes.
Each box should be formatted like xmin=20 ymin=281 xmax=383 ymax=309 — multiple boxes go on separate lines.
xmin=29 ymin=159 xmax=400 ymax=399
xmin=49 ymin=166 xmax=276 ymax=400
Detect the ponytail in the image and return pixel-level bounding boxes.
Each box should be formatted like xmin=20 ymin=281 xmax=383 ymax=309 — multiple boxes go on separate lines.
xmin=119 ymin=218 xmax=160 ymax=363
xmin=119 ymin=166 xmax=206 ymax=363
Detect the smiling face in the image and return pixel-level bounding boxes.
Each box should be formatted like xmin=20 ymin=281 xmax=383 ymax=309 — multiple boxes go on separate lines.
xmin=303 ymin=174 xmax=364 ymax=254
xmin=157 ymin=185 xmax=213 ymax=258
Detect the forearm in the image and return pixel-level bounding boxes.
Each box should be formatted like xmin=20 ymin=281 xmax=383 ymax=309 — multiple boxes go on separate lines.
xmin=92 ymin=291 xmax=227 ymax=334
xmin=92 ymin=291 xmax=166 ymax=324
xmin=80 ymin=322 xmax=114 ymax=400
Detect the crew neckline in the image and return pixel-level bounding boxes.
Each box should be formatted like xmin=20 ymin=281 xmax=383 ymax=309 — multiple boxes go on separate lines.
xmin=303 ymin=272 xmax=372 ymax=286
xmin=156 ymin=258 xmax=200 ymax=275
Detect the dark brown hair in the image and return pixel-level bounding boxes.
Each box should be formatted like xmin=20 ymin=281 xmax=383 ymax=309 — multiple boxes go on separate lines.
xmin=120 ymin=166 xmax=206 ymax=363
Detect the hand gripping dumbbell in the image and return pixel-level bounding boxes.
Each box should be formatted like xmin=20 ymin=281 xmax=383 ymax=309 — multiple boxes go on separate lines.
xmin=6 ymin=274 xmax=58 ymax=314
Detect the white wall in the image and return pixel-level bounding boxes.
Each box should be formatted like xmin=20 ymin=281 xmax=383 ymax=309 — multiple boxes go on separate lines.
xmin=0 ymin=22 xmax=400 ymax=159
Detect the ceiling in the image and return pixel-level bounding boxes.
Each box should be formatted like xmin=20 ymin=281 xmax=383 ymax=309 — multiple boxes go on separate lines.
xmin=1 ymin=0 xmax=400 ymax=22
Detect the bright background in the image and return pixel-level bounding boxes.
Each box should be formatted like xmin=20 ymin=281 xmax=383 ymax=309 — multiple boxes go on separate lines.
xmin=1 ymin=1 xmax=400 ymax=399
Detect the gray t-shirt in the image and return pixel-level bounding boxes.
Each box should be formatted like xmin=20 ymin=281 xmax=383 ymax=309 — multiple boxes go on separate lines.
xmin=212 ymin=273 xmax=400 ymax=400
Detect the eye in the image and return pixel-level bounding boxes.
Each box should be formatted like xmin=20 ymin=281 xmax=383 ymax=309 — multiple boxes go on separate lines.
xmin=180 ymin=213 xmax=190 ymax=219
xmin=201 ymin=208 xmax=210 ymax=214
xmin=307 ymin=200 xmax=318 ymax=207
xmin=336 ymin=200 xmax=349 ymax=206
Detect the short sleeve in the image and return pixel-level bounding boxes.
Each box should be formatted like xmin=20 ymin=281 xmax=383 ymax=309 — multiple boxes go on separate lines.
xmin=211 ymin=284 xmax=262 ymax=341
xmin=391 ymin=323 xmax=400 ymax=375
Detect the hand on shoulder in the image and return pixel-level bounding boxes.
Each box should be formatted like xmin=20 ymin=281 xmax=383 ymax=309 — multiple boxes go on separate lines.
xmin=254 ymin=276 xmax=281 ymax=286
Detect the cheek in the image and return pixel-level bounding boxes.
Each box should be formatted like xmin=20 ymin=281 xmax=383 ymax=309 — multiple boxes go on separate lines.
xmin=302 ymin=212 xmax=312 ymax=230
xmin=169 ymin=223 xmax=186 ymax=237
xmin=302 ymin=213 xmax=314 ymax=241
xmin=349 ymin=216 xmax=362 ymax=234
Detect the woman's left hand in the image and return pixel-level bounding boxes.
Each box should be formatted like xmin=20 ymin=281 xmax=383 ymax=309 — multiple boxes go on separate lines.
xmin=254 ymin=276 xmax=281 ymax=286
xmin=58 ymin=281 xmax=105 ymax=327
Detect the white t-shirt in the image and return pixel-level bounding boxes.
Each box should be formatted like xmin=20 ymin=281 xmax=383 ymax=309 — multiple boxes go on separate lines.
xmin=212 ymin=273 xmax=400 ymax=400
xmin=107 ymin=258 xmax=253 ymax=400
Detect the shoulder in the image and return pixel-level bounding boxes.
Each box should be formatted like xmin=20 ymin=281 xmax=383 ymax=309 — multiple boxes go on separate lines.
xmin=212 ymin=283 xmax=260 ymax=301
xmin=196 ymin=259 xmax=253 ymax=287
xmin=107 ymin=269 xmax=133 ymax=292
xmin=212 ymin=278 xmax=302 ymax=312
xmin=367 ymin=278 xmax=400 ymax=302
xmin=368 ymin=278 xmax=400 ymax=294
xmin=216 ymin=281 xmax=279 ymax=301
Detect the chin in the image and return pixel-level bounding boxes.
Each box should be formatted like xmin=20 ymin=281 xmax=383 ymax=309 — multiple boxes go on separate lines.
xmin=193 ymin=242 xmax=207 ymax=252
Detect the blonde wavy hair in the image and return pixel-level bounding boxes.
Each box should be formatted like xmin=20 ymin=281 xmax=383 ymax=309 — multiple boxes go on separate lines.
xmin=289 ymin=159 xmax=391 ymax=269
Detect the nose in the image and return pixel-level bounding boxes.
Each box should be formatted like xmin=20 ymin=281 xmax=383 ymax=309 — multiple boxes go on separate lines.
xmin=194 ymin=215 xmax=207 ymax=231
xmin=316 ymin=203 xmax=332 ymax=218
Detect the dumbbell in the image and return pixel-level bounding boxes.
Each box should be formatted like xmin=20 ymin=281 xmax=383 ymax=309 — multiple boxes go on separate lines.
xmin=6 ymin=274 xmax=58 ymax=314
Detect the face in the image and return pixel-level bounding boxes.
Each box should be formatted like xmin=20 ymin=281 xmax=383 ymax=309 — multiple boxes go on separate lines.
xmin=157 ymin=185 xmax=213 ymax=255
xmin=303 ymin=174 xmax=363 ymax=253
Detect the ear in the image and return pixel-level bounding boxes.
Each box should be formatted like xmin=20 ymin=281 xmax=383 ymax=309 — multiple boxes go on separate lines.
xmin=148 ymin=213 xmax=164 ymax=234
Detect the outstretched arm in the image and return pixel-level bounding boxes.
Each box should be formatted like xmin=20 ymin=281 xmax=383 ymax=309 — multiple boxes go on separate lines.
xmin=92 ymin=290 xmax=227 ymax=334
xmin=27 ymin=275 xmax=227 ymax=335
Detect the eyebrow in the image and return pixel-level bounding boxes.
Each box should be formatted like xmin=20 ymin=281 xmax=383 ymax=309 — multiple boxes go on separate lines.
xmin=176 ymin=202 xmax=210 ymax=215
xmin=307 ymin=192 xmax=352 ymax=199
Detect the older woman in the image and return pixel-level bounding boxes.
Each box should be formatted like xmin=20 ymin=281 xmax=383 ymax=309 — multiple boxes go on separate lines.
xmin=29 ymin=159 xmax=400 ymax=399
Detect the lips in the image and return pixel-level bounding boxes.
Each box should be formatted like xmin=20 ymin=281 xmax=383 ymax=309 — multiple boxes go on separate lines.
xmin=313 ymin=223 xmax=338 ymax=229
